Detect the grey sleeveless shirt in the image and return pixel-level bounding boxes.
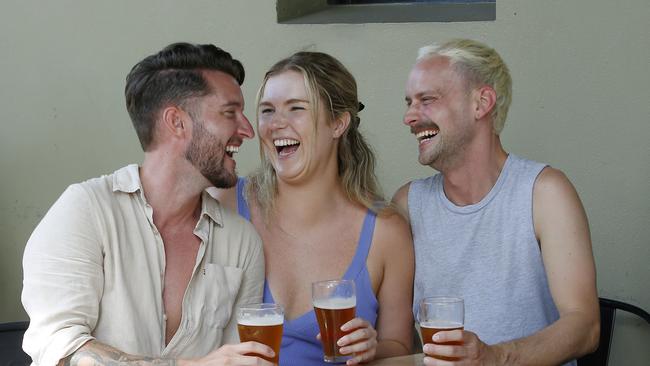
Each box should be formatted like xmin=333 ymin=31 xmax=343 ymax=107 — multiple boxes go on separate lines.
xmin=409 ymin=154 xmax=575 ymax=366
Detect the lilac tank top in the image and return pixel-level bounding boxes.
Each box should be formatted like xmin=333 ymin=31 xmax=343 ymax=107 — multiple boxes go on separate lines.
xmin=236 ymin=178 xmax=379 ymax=365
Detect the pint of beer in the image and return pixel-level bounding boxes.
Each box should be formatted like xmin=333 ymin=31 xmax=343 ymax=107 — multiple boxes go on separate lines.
xmin=312 ymin=279 xmax=356 ymax=363
xmin=418 ymin=297 xmax=464 ymax=361
xmin=237 ymin=303 xmax=284 ymax=363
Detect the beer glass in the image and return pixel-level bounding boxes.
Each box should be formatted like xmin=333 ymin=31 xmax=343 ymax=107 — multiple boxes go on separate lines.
xmin=237 ymin=303 xmax=284 ymax=363
xmin=418 ymin=296 xmax=464 ymax=361
xmin=312 ymin=279 xmax=356 ymax=363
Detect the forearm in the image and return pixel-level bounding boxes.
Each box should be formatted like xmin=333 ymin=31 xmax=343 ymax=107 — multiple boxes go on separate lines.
xmin=493 ymin=310 xmax=599 ymax=365
xmin=59 ymin=341 xmax=185 ymax=366
xmin=375 ymin=338 xmax=412 ymax=359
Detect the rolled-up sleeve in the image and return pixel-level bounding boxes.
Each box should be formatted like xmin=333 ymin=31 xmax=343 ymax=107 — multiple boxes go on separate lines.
xmin=22 ymin=184 xmax=104 ymax=366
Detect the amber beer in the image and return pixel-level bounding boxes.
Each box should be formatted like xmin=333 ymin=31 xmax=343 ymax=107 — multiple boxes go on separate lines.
xmin=237 ymin=304 xmax=284 ymax=363
xmin=312 ymin=279 xmax=356 ymax=363
xmin=420 ymin=320 xmax=464 ymax=361
xmin=418 ymin=296 xmax=464 ymax=362
xmin=314 ymin=297 xmax=357 ymax=362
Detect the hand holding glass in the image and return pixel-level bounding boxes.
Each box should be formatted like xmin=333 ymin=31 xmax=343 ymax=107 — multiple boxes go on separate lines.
xmin=418 ymin=296 xmax=464 ymax=361
xmin=237 ymin=303 xmax=284 ymax=363
xmin=312 ymin=279 xmax=357 ymax=363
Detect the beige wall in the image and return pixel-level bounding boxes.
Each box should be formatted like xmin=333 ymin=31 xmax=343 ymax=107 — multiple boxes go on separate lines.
xmin=1 ymin=0 xmax=648 ymax=362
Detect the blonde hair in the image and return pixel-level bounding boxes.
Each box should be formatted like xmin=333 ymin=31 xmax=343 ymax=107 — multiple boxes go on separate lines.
xmin=418 ymin=39 xmax=512 ymax=134
xmin=247 ymin=52 xmax=385 ymax=218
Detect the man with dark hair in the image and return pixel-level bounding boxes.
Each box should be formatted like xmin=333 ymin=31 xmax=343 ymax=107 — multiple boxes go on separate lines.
xmin=22 ymin=43 xmax=275 ymax=365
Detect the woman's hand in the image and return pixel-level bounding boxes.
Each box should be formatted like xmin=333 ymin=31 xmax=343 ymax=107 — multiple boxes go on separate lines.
xmin=337 ymin=317 xmax=378 ymax=365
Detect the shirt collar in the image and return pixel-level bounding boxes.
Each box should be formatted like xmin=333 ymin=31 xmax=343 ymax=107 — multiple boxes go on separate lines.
xmin=200 ymin=190 xmax=224 ymax=227
xmin=111 ymin=164 xmax=224 ymax=227
xmin=112 ymin=164 xmax=142 ymax=193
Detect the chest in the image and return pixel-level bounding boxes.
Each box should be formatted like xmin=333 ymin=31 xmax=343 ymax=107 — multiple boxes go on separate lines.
xmin=160 ymin=226 xmax=202 ymax=342
xmin=161 ymin=227 xmax=202 ymax=277
xmin=259 ymin=223 xmax=361 ymax=320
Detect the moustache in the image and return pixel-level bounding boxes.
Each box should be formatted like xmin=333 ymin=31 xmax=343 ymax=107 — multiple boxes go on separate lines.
xmin=410 ymin=120 xmax=440 ymax=134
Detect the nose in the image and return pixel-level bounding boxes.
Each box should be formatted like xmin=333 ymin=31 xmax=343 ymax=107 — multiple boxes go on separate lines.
xmin=238 ymin=114 xmax=255 ymax=139
xmin=258 ymin=111 xmax=288 ymax=135
xmin=268 ymin=110 xmax=288 ymax=130
xmin=403 ymin=103 xmax=419 ymax=126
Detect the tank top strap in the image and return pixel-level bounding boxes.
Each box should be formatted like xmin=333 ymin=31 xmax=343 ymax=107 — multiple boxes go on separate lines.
xmin=236 ymin=177 xmax=251 ymax=220
xmin=343 ymin=210 xmax=376 ymax=280
xmin=262 ymin=279 xmax=275 ymax=303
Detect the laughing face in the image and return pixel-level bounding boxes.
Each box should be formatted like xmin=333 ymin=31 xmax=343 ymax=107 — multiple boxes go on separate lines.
xmin=185 ymin=70 xmax=254 ymax=188
xmin=404 ymin=56 xmax=476 ymax=170
xmin=257 ymin=70 xmax=340 ymax=183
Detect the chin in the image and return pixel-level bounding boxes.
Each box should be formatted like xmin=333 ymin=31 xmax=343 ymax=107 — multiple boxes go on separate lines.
xmin=207 ymin=170 xmax=238 ymax=189
xmin=418 ymin=155 xmax=434 ymax=166
xmin=273 ymin=161 xmax=302 ymax=178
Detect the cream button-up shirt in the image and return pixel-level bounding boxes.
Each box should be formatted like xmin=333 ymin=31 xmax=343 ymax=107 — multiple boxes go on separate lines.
xmin=22 ymin=165 xmax=264 ymax=366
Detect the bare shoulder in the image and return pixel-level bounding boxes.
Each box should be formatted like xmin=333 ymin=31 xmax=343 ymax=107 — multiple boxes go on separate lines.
xmin=534 ymin=166 xmax=576 ymax=196
xmin=533 ymin=166 xmax=589 ymax=244
xmin=390 ymin=182 xmax=412 ymax=222
xmin=533 ymin=167 xmax=584 ymax=216
xmin=373 ymin=209 xmax=414 ymax=257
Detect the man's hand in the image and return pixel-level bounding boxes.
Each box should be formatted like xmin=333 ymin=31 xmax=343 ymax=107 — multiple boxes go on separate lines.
xmin=185 ymin=342 xmax=276 ymax=366
xmin=422 ymin=329 xmax=503 ymax=366
xmin=60 ymin=340 xmax=276 ymax=366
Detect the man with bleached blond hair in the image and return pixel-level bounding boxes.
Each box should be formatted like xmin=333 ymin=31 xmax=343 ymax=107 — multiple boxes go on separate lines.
xmin=393 ymin=39 xmax=600 ymax=365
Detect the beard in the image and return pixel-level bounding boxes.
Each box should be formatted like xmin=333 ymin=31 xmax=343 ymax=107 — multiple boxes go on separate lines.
xmin=184 ymin=119 xmax=238 ymax=189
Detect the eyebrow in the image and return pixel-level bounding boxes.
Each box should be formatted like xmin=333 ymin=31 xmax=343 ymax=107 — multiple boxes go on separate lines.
xmin=416 ymin=90 xmax=440 ymax=97
xmin=406 ymin=89 xmax=442 ymax=100
xmin=258 ymin=98 xmax=310 ymax=106
xmin=221 ymin=101 xmax=243 ymax=108
xmin=286 ymin=98 xmax=309 ymax=104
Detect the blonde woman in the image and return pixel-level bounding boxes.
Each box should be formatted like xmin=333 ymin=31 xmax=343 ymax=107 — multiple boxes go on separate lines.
xmin=214 ymin=52 xmax=414 ymax=365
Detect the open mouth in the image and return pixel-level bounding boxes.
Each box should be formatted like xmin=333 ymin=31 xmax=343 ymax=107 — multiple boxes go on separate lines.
xmin=225 ymin=145 xmax=239 ymax=158
xmin=415 ymin=129 xmax=439 ymax=144
xmin=274 ymin=138 xmax=300 ymax=157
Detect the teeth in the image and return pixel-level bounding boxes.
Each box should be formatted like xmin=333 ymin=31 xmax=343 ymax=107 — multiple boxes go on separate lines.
xmin=273 ymin=139 xmax=300 ymax=147
xmin=225 ymin=145 xmax=239 ymax=153
xmin=415 ymin=130 xmax=438 ymax=140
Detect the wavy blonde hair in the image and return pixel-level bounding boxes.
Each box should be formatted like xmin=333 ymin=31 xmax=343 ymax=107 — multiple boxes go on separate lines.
xmin=247 ymin=52 xmax=385 ymax=218
xmin=418 ymin=39 xmax=512 ymax=134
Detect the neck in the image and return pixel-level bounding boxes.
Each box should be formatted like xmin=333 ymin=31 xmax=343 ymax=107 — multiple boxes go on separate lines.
xmin=140 ymin=151 xmax=207 ymax=228
xmin=273 ymin=166 xmax=348 ymax=228
xmin=440 ymin=133 xmax=508 ymax=206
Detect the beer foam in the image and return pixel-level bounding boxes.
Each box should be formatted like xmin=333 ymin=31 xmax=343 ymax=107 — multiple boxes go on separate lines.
xmin=313 ymin=297 xmax=356 ymax=310
xmin=238 ymin=313 xmax=284 ymax=326
xmin=419 ymin=320 xmax=463 ymax=329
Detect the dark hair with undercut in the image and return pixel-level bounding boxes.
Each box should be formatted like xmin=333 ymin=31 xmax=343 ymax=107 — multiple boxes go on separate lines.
xmin=125 ymin=42 xmax=245 ymax=151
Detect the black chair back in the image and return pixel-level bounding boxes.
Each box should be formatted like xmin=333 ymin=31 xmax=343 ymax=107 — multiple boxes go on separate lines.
xmin=577 ymin=297 xmax=650 ymax=366
xmin=0 ymin=321 xmax=31 ymax=366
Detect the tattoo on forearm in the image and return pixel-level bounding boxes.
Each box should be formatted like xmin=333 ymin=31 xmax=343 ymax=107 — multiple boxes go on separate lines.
xmin=61 ymin=341 xmax=177 ymax=366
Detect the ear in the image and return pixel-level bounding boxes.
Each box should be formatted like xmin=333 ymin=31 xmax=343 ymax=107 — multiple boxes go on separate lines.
xmin=474 ymin=86 xmax=497 ymax=121
xmin=160 ymin=106 xmax=188 ymax=138
xmin=332 ymin=111 xmax=351 ymax=139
